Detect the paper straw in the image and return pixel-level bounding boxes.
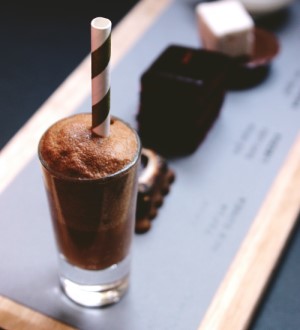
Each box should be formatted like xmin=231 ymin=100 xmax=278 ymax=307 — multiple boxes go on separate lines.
xmin=91 ymin=17 xmax=112 ymax=137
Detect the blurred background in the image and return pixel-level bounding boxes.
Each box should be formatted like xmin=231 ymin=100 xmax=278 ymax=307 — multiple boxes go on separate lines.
xmin=0 ymin=1 xmax=138 ymax=149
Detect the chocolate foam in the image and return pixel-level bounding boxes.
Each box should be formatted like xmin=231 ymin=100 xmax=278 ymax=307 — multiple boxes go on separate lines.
xmin=39 ymin=113 xmax=138 ymax=179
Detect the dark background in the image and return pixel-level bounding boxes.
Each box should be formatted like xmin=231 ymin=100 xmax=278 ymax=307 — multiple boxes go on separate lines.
xmin=0 ymin=1 xmax=300 ymax=329
xmin=0 ymin=1 xmax=138 ymax=149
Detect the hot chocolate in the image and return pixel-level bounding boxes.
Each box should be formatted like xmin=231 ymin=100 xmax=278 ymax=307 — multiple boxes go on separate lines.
xmin=39 ymin=113 xmax=140 ymax=271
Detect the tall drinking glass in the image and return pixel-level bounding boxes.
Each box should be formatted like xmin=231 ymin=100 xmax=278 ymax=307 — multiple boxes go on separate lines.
xmin=38 ymin=113 xmax=141 ymax=307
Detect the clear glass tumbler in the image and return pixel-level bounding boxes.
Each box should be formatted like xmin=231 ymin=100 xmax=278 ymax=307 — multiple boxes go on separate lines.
xmin=38 ymin=115 xmax=141 ymax=307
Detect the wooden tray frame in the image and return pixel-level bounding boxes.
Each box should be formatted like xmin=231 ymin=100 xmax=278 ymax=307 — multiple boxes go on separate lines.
xmin=1 ymin=0 xmax=300 ymax=329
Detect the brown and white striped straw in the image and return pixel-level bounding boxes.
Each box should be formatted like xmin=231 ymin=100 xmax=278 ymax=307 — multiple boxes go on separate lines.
xmin=91 ymin=17 xmax=112 ymax=137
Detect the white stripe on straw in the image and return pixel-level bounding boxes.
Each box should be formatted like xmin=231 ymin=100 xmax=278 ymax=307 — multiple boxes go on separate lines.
xmin=92 ymin=65 xmax=110 ymax=105
xmin=91 ymin=17 xmax=112 ymax=137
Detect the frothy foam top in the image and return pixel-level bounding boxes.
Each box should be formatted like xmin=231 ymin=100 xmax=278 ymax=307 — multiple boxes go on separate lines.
xmin=39 ymin=113 xmax=138 ymax=179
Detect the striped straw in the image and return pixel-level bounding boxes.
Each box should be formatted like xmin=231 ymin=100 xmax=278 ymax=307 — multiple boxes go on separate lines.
xmin=91 ymin=17 xmax=112 ymax=137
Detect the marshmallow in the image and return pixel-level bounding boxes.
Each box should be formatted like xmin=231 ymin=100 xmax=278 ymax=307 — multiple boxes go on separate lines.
xmin=196 ymin=0 xmax=254 ymax=57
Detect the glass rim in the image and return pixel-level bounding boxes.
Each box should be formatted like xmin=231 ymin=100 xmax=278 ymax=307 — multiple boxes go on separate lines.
xmin=38 ymin=114 xmax=141 ymax=183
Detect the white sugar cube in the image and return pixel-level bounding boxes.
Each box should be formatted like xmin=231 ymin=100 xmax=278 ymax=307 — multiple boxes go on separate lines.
xmin=196 ymin=0 xmax=254 ymax=57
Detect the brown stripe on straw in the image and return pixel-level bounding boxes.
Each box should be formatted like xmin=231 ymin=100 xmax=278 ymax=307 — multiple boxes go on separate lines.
xmin=91 ymin=33 xmax=111 ymax=79
xmin=92 ymin=89 xmax=110 ymax=128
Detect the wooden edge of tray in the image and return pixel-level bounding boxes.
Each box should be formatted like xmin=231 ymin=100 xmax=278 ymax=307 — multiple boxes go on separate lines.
xmin=0 ymin=0 xmax=171 ymax=329
xmin=0 ymin=0 xmax=172 ymax=195
xmin=0 ymin=296 xmax=73 ymax=330
xmin=1 ymin=0 xmax=299 ymax=329
xmin=198 ymin=132 xmax=300 ymax=330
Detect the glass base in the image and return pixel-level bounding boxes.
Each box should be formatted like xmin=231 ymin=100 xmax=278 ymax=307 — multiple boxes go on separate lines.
xmin=58 ymin=254 xmax=130 ymax=307
xmin=60 ymin=275 xmax=129 ymax=307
